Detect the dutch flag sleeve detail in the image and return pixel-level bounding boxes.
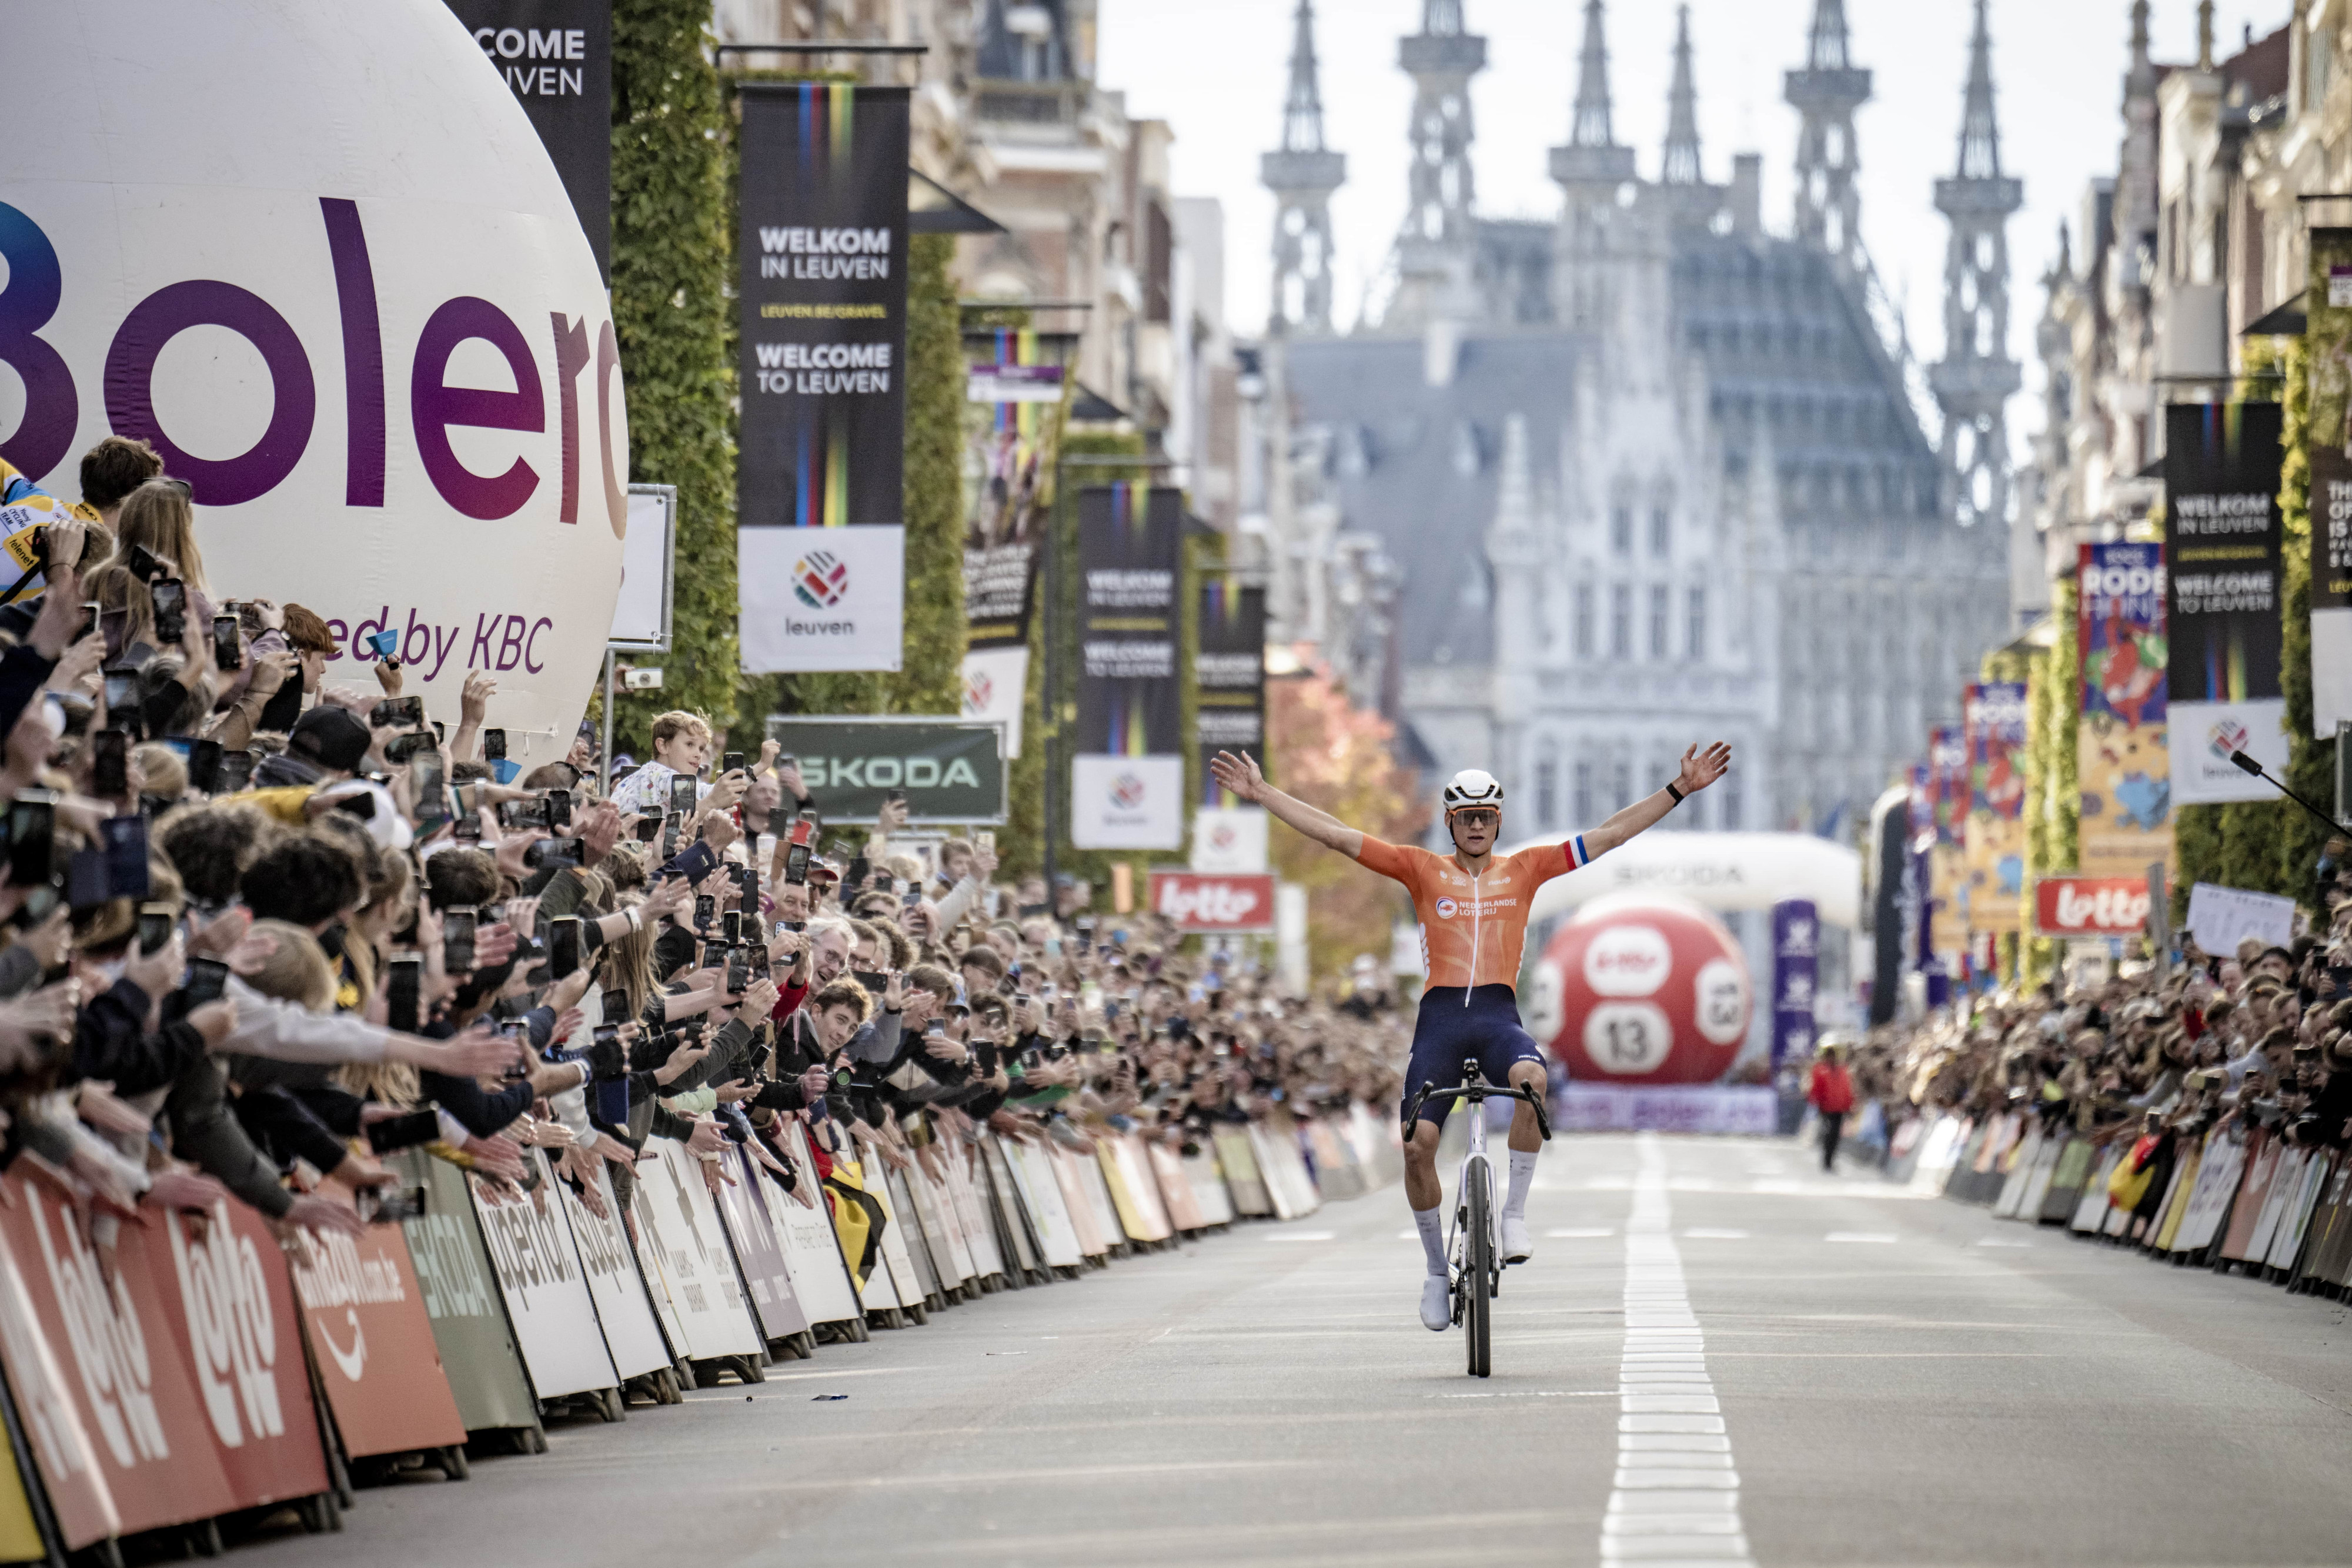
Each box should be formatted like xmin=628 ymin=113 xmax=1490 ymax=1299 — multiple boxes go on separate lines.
xmin=1565 ymin=834 xmax=1591 ymax=871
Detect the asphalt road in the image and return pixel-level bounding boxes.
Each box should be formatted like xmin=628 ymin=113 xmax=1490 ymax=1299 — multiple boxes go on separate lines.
xmin=241 ymin=1132 xmax=2352 ymax=1568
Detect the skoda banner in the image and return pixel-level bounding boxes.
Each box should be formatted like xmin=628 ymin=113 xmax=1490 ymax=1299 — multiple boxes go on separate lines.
xmin=2164 ymin=401 xmax=2287 ymax=803
xmin=765 ymin=716 xmax=1005 ymax=824
xmin=446 ymin=0 xmax=612 ymax=278
xmin=2307 ymin=229 xmax=2352 ymax=737
xmin=737 ymin=84 xmax=911 ymax=673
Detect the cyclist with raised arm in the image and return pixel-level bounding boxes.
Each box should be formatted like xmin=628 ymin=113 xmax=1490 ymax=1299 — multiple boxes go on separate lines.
xmin=1208 ymin=742 xmax=1732 ymax=1330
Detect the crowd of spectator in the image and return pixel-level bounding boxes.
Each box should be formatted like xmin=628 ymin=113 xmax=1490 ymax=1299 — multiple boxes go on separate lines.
xmin=0 ymin=437 xmax=1415 ymax=1537
xmin=1816 ymin=891 xmax=2352 ymax=1210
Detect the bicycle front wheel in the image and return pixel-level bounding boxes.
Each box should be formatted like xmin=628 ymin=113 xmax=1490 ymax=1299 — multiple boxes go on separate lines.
xmin=1464 ymin=1165 xmax=1492 ymax=1378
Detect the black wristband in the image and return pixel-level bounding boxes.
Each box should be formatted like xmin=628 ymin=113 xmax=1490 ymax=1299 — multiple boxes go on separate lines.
xmin=1665 ymin=782 xmax=1685 ymax=805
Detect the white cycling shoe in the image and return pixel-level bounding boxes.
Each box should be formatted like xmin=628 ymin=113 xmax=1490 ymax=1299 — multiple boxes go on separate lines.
xmin=1419 ymin=1275 xmax=1452 ymax=1332
xmin=1501 ymin=1214 xmax=1532 ymax=1265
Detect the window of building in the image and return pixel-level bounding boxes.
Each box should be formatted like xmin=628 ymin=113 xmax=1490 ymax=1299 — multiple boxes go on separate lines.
xmin=1612 ymin=761 xmax=1632 ymax=813
xmin=1648 ymin=585 xmax=1669 ymax=658
xmin=1722 ymin=771 xmax=1742 ymax=830
xmin=1574 ymin=763 xmax=1593 ymax=826
xmin=1610 ymin=506 xmax=1633 ymax=554
xmin=1575 ymin=584 xmax=1595 ymax=657
xmin=1609 ymin=585 xmax=1632 ymax=658
xmin=1649 ymin=506 xmax=1671 ymax=557
xmin=1687 ymin=586 xmax=1706 ymax=660
xmin=1536 ymin=753 xmax=1558 ymax=830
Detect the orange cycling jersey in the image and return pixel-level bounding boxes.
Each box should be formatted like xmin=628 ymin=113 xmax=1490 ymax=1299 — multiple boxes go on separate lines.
xmin=1356 ymin=834 xmax=1597 ymax=992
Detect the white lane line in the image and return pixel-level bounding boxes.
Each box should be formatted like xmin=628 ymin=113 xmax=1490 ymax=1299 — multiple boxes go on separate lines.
xmin=1682 ymin=1228 xmax=1750 ymax=1240
xmin=1549 ymin=1226 xmax=1616 ymax=1238
xmin=1264 ymin=1231 xmax=1337 ymax=1242
xmin=1825 ymin=1231 xmax=1899 ymax=1244
xmin=1604 ymin=1134 xmax=1751 ymax=1568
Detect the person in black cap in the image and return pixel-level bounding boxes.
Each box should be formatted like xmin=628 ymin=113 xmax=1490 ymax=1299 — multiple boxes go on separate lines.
xmin=235 ymin=706 xmax=373 ymax=823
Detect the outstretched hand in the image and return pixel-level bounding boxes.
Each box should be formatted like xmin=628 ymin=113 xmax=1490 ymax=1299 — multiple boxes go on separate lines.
xmin=1676 ymin=741 xmax=1732 ymax=795
xmin=1208 ymin=750 xmax=1268 ymax=804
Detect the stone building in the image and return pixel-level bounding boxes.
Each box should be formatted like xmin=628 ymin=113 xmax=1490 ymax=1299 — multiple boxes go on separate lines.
xmin=1261 ymin=0 xmax=2018 ymax=917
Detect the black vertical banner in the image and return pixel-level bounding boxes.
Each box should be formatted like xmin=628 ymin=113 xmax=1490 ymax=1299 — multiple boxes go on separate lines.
xmin=2163 ymin=400 xmax=2287 ymax=804
xmin=446 ymin=1 xmax=613 ymax=279
xmin=1196 ymin=580 xmax=1265 ymax=803
xmin=1075 ymin=486 xmax=1183 ymax=755
xmin=736 ymin=85 xmax=911 ymax=674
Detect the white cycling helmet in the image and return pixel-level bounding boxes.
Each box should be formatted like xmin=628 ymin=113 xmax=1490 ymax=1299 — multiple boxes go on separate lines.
xmin=1441 ymin=769 xmax=1505 ymax=812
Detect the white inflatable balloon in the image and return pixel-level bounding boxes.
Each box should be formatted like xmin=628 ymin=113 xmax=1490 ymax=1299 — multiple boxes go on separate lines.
xmin=0 ymin=0 xmax=627 ymax=764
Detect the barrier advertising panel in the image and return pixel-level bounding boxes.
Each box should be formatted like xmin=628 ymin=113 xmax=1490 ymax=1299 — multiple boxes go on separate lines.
xmin=767 ymin=1122 xmax=866 ymax=1327
xmin=711 ymin=1146 xmax=811 ymax=1343
xmin=467 ymin=1164 xmax=618 ymax=1400
xmin=394 ymin=1148 xmax=541 ymax=1435
xmin=630 ymin=1144 xmax=765 ymax=1360
xmin=0 ymin=1196 xmax=119 ymax=1548
xmin=1000 ymin=1140 xmax=1085 ymax=1268
xmin=553 ymin=1161 xmax=674 ymax=1380
xmin=285 ymin=1206 xmax=467 ymax=1460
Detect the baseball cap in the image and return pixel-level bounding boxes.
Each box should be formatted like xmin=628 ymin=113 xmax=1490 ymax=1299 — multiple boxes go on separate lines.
xmin=288 ymin=706 xmax=371 ymax=774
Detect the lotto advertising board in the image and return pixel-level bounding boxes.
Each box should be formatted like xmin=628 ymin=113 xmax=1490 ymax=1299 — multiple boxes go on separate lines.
xmin=0 ymin=2 xmax=628 ymax=770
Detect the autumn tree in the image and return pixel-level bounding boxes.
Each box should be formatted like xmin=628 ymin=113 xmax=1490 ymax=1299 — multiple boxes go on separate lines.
xmin=1265 ymin=657 xmax=1430 ymax=988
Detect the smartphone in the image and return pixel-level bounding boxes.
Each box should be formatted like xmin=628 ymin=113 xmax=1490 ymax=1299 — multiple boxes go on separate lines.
xmin=722 ymin=751 xmax=744 ymax=776
xmin=133 ymin=901 xmax=174 ymax=956
xmin=547 ymin=916 xmax=583 ymax=979
xmin=124 ymin=543 xmax=161 ymax=583
xmin=78 ymin=601 xmax=99 ymax=643
xmin=602 ymin=988 xmax=630 ymax=1024
xmin=355 ymin=1185 xmax=427 ymax=1225
xmin=91 ymin=728 xmax=129 ymax=797
xmin=181 ymin=956 xmax=230 ymax=1007
xmin=546 ymin=787 xmax=572 ymax=828
xmin=99 ymin=667 xmax=137 ymax=718
xmin=407 ymin=749 xmax=447 ymax=817
xmin=65 ymin=848 xmax=108 ymax=911
xmin=216 ymin=749 xmax=254 ymax=794
xmin=183 ymin=737 xmax=222 ymax=796
xmin=784 ymin=820 xmax=811 ymax=885
xmin=6 ymin=791 xmax=54 ymax=890
xmin=693 ymin=892 xmax=716 ymax=931
xmin=482 ymin=728 xmax=507 ymax=764
xmin=383 ymin=952 xmax=424 ymax=1033
xmin=669 ymin=841 xmax=718 ymax=888
xmin=726 ymin=952 xmax=750 ymax=995
xmin=668 ymin=774 xmax=698 ymax=815
xmin=901 ymin=885 xmax=921 ymax=912
xmin=721 ymin=910 xmax=743 ymax=944
xmin=883 ymin=788 xmax=907 ymax=808
xmin=523 ymin=837 xmax=583 ymax=870
xmin=498 ymin=796 xmax=549 ymax=831
xmin=369 ymin=696 xmax=423 ymax=729
xmin=737 ymin=867 xmax=759 ymax=916
xmin=364 ymin=1109 xmax=439 ymax=1156
xmin=975 ymin=828 xmax=994 ymax=853
xmin=150 ymin=577 xmax=188 ymax=645
xmin=443 ymin=907 xmax=478 ymax=973
xmin=925 ymin=1017 xmax=946 ymax=1039
xmin=332 ymin=791 xmax=376 ymax=822
xmin=363 ymin=628 xmax=400 ymax=666
xmin=210 ymin=614 xmax=240 ymax=672
xmin=633 ymin=814 xmax=662 ymax=844
xmin=746 ymin=944 xmax=770 ymax=981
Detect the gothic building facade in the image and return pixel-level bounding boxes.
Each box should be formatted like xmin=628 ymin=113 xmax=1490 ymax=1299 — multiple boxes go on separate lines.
xmin=1262 ymin=0 xmax=2020 ymax=902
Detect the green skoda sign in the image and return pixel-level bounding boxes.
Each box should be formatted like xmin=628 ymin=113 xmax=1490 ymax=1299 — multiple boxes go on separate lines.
xmin=764 ymin=715 xmax=1006 ymax=824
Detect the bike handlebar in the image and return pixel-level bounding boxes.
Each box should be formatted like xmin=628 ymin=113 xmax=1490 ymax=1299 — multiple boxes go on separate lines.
xmin=1402 ymin=1079 xmax=1553 ymax=1143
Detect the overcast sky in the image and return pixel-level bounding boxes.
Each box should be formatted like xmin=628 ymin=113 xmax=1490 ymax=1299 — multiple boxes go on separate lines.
xmin=1097 ymin=0 xmax=2287 ymax=417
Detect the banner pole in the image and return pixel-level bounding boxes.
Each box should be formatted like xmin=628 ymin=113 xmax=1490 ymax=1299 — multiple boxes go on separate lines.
xmin=602 ymin=647 xmax=616 ymax=795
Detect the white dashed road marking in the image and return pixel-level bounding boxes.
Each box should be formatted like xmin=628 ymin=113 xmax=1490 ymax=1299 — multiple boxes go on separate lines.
xmin=1604 ymin=1135 xmax=1752 ymax=1567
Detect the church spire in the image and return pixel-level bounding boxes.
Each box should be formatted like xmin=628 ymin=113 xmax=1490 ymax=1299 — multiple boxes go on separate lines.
xmin=1662 ymin=5 xmax=1702 ymax=186
xmin=1571 ymin=0 xmax=1615 ymax=149
xmin=1785 ymin=0 xmax=1872 ymax=277
xmin=1262 ymin=0 xmax=1346 ymax=336
xmin=1932 ymin=0 xmax=2023 ymax=535
xmin=1387 ymin=0 xmax=1487 ymax=328
xmin=1549 ymin=0 xmax=1632 ymax=190
xmin=1955 ymin=0 xmax=2000 ymax=179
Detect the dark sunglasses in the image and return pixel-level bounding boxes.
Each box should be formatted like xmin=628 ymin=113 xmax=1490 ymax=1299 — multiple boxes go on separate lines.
xmin=1449 ymin=808 xmax=1499 ymax=827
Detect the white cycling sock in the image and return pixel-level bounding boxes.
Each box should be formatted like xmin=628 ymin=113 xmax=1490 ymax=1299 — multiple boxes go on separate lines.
xmin=1504 ymin=1149 xmax=1539 ymax=1219
xmin=1413 ymin=1205 xmax=1447 ymax=1277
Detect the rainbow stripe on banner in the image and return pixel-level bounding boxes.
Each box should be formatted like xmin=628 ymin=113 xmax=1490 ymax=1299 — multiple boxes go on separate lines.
xmin=793 ymin=415 xmax=850 ymax=527
xmin=797 ymin=82 xmax=856 ymax=178
xmin=1106 ymin=693 xmax=1151 ymax=756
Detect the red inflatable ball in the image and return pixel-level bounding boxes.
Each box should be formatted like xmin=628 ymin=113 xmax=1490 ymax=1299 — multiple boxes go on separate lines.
xmin=1526 ymin=893 xmax=1750 ymax=1085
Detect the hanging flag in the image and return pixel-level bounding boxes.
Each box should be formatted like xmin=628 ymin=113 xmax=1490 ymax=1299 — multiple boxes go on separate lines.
xmin=735 ymin=83 xmax=910 ymax=673
xmin=2306 ymin=228 xmax=2352 ymax=738
xmin=1073 ymin=485 xmax=1183 ymax=849
xmin=2164 ymin=400 xmax=2286 ymax=803
xmin=1962 ymin=682 xmax=2027 ymax=937
xmin=1195 ymin=577 xmax=1265 ymax=803
xmin=445 ymin=1 xmax=613 ymax=278
xmin=959 ymin=327 xmax=1069 ymax=759
xmin=2077 ymin=541 xmax=2174 ymax=878
xmin=1927 ymin=724 xmax=1967 ymax=959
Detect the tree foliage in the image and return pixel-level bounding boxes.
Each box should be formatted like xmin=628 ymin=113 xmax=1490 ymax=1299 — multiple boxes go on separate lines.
xmin=1267 ymin=660 xmax=1429 ymax=986
xmin=608 ymin=0 xmax=737 ymax=755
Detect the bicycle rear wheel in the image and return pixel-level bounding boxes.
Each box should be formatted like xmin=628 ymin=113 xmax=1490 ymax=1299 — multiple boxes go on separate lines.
xmin=1464 ymin=1164 xmax=1492 ymax=1378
